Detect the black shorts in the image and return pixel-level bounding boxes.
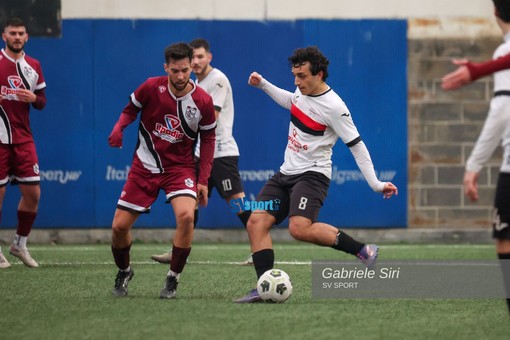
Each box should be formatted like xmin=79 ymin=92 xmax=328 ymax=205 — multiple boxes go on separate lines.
xmin=208 ymin=156 xmax=244 ymax=199
xmin=493 ymin=172 xmax=510 ymax=240
xmin=257 ymin=171 xmax=330 ymax=225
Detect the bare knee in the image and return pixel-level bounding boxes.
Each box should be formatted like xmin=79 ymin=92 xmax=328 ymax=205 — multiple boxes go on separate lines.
xmin=175 ymin=210 xmax=194 ymax=229
xmin=288 ymin=222 xmax=307 ymax=241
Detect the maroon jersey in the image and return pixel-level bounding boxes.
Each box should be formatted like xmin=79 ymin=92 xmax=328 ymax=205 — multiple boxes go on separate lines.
xmin=123 ymin=76 xmax=216 ymax=184
xmin=0 ymin=49 xmax=46 ymax=144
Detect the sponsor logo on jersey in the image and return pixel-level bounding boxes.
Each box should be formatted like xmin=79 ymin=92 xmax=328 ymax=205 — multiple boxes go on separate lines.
xmin=341 ymin=112 xmax=350 ymax=117
xmin=0 ymin=75 xmax=25 ymax=100
xmin=159 ymin=85 xmax=166 ymax=93
xmin=288 ymin=128 xmax=308 ymax=153
xmin=153 ymin=114 xmax=184 ymax=143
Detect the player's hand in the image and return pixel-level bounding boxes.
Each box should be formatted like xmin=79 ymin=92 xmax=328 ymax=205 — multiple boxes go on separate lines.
xmin=108 ymin=123 xmax=123 ymax=148
xmin=441 ymin=59 xmax=472 ymax=90
xmin=197 ymin=183 xmax=209 ymax=207
xmin=463 ymin=171 xmax=479 ymax=202
xmin=15 ymin=89 xmax=36 ymax=103
xmin=248 ymin=72 xmax=263 ymax=87
xmin=382 ymin=182 xmax=398 ymax=199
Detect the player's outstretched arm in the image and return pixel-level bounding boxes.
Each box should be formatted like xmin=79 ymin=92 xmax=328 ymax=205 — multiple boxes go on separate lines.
xmin=441 ymin=59 xmax=472 ymax=90
xmin=108 ymin=110 xmax=137 ymax=148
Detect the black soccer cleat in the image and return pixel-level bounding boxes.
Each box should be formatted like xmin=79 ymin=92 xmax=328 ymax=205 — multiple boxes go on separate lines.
xmin=160 ymin=275 xmax=178 ymax=299
xmin=112 ymin=269 xmax=134 ymax=297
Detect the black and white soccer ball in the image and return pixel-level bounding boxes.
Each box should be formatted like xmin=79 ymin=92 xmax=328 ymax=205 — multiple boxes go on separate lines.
xmin=256 ymin=269 xmax=293 ymax=303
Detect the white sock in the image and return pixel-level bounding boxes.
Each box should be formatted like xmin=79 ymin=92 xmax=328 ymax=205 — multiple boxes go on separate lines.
xmin=121 ymin=265 xmax=131 ymax=272
xmin=167 ymin=270 xmax=180 ymax=280
xmin=13 ymin=235 xmax=27 ymax=248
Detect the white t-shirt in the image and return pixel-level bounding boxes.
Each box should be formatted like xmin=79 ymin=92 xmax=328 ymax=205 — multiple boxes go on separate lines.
xmin=195 ymin=68 xmax=240 ymax=158
xmin=466 ymin=32 xmax=510 ymax=174
xmin=255 ymin=77 xmax=385 ymax=192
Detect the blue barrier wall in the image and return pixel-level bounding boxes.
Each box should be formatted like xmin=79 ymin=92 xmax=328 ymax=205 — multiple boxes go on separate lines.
xmin=0 ymin=19 xmax=407 ymax=229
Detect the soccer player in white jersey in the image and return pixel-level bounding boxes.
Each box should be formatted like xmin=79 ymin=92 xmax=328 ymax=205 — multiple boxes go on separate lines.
xmin=151 ymin=38 xmax=253 ymax=265
xmin=458 ymin=0 xmax=510 ymax=314
xmin=108 ymin=42 xmax=216 ymax=299
xmin=235 ymin=46 xmax=398 ymax=303
xmin=0 ymin=18 xmax=47 ymax=269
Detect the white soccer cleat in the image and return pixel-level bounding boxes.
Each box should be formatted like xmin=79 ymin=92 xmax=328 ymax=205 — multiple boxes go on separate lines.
xmin=239 ymin=254 xmax=254 ymax=266
xmin=0 ymin=251 xmax=11 ymax=268
xmin=9 ymin=245 xmax=39 ymax=268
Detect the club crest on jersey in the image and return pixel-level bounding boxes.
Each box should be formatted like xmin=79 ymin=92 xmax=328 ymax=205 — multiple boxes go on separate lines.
xmin=153 ymin=114 xmax=184 ymax=143
xmin=185 ymin=106 xmax=197 ymax=120
xmin=184 ymin=178 xmax=194 ymax=188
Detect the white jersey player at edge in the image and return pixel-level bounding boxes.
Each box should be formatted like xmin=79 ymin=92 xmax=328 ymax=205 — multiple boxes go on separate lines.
xmin=235 ymin=46 xmax=398 ymax=303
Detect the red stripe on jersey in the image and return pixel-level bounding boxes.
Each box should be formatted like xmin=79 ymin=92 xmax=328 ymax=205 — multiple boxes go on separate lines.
xmin=290 ymin=103 xmax=326 ymax=132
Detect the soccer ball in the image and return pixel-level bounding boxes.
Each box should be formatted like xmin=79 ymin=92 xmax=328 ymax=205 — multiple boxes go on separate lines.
xmin=257 ymin=269 xmax=293 ymax=303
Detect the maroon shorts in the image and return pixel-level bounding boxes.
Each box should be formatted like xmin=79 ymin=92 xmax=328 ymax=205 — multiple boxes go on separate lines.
xmin=0 ymin=142 xmax=40 ymax=186
xmin=117 ymin=164 xmax=197 ymax=213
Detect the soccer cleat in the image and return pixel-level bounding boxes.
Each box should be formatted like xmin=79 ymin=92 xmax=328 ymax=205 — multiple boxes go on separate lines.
xmin=239 ymin=254 xmax=254 ymax=266
xmin=151 ymin=252 xmax=172 ymax=264
xmin=0 ymin=251 xmax=11 ymax=268
xmin=9 ymin=245 xmax=38 ymax=268
xmin=356 ymin=244 xmax=379 ymax=269
xmin=234 ymin=289 xmax=262 ymax=303
xmin=112 ymin=269 xmax=134 ymax=297
xmin=160 ymin=275 xmax=178 ymax=299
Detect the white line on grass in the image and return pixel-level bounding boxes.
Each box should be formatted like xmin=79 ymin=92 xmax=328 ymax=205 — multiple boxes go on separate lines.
xmin=22 ymin=244 xmax=494 ymax=251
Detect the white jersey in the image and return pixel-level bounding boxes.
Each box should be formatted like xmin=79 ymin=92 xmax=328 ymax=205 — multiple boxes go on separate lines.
xmin=255 ymin=77 xmax=385 ymax=192
xmin=195 ymin=68 xmax=239 ymax=158
xmin=466 ymin=32 xmax=510 ymax=174
xmin=282 ymin=87 xmax=359 ymax=178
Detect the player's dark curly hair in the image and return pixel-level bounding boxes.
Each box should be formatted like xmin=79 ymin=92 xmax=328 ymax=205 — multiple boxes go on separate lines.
xmin=288 ymin=46 xmax=329 ymax=81
xmin=493 ymin=0 xmax=510 ymax=22
xmin=164 ymin=42 xmax=193 ymax=64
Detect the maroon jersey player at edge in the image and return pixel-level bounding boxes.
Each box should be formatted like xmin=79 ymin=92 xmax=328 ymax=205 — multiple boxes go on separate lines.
xmin=107 ymin=42 xmax=216 ymax=299
xmin=0 ymin=18 xmax=47 ymax=269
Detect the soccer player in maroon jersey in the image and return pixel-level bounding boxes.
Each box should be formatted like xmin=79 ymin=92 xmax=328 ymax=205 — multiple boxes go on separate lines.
xmin=0 ymin=18 xmax=47 ymax=269
xmin=107 ymin=42 xmax=216 ymax=298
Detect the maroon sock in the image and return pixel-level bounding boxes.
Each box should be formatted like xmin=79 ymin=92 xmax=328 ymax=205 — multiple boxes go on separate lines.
xmin=170 ymin=245 xmax=191 ymax=274
xmin=16 ymin=211 xmax=37 ymax=237
xmin=111 ymin=244 xmax=131 ymax=270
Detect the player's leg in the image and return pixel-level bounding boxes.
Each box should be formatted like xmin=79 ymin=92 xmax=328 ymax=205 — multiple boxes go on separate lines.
xmin=493 ymin=172 xmax=510 ymax=313
xmin=496 ymin=240 xmax=510 ymax=314
xmin=235 ymin=173 xmax=287 ymax=303
xmin=8 ymin=142 xmax=41 ymax=268
xmin=288 ymin=172 xmax=378 ymax=268
xmin=0 ymin=147 xmax=10 ymax=268
xmin=111 ymin=208 xmax=139 ymax=297
xmin=160 ymin=195 xmax=196 ymax=299
xmin=214 ymin=156 xmax=252 ymax=263
xmin=111 ymin=169 xmax=155 ymax=297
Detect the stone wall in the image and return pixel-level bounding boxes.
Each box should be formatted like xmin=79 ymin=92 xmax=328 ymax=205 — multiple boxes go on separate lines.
xmin=408 ymin=38 xmax=502 ymax=229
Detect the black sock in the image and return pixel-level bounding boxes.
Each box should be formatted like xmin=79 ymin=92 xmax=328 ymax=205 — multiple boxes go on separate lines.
xmin=238 ymin=210 xmax=251 ymax=228
xmin=252 ymin=249 xmax=274 ymax=279
xmin=498 ymin=253 xmax=510 ymax=314
xmin=193 ymin=208 xmax=199 ymax=229
xmin=331 ymin=230 xmax=364 ymax=255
